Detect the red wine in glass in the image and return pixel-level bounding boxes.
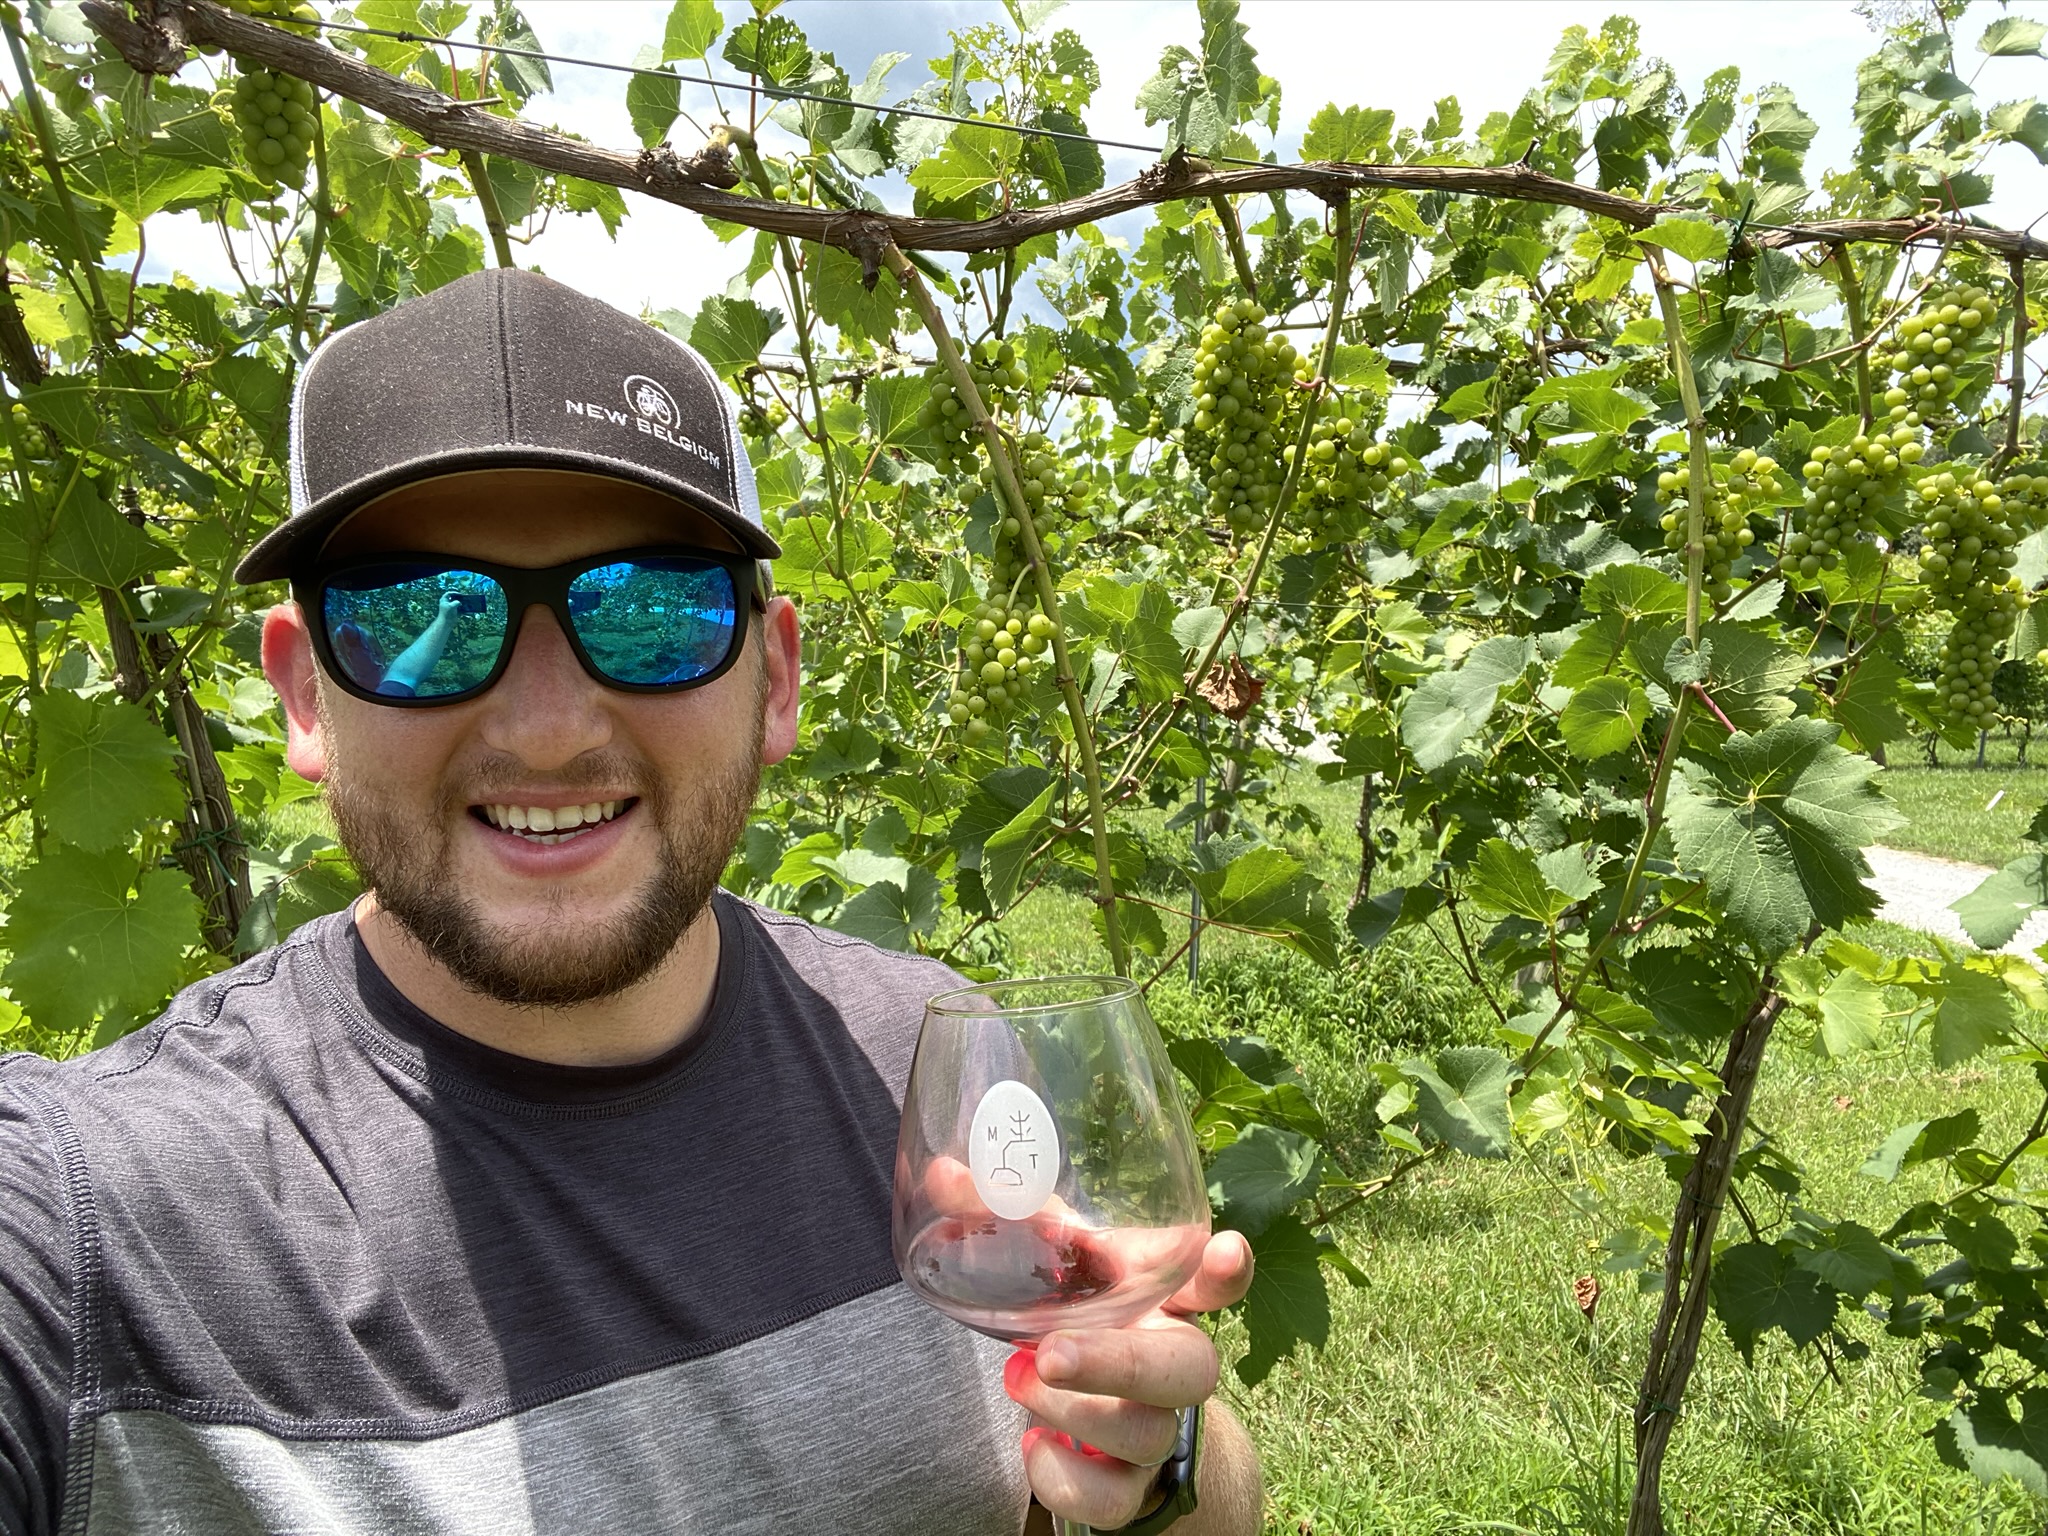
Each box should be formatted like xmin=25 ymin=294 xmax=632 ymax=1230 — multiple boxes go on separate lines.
xmin=892 ymin=977 xmax=1210 ymax=1536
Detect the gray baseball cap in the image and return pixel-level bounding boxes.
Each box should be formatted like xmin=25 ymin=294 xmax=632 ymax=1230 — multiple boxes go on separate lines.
xmin=235 ymin=268 xmax=779 ymax=583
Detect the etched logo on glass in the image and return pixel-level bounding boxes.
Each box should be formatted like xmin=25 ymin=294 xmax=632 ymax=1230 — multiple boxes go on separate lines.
xmin=968 ymin=1079 xmax=1060 ymax=1221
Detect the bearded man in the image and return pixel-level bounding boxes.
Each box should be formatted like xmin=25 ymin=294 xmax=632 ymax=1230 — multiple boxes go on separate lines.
xmin=0 ymin=269 xmax=1261 ymax=1535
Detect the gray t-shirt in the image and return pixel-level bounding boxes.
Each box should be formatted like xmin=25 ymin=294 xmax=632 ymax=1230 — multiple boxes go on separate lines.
xmin=0 ymin=894 xmax=1030 ymax=1535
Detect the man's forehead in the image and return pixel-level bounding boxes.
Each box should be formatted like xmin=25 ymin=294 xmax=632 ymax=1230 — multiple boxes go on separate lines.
xmin=319 ymin=468 xmax=744 ymax=565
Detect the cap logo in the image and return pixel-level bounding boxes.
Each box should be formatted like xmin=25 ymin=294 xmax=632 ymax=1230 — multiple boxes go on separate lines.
xmin=625 ymin=374 xmax=679 ymax=429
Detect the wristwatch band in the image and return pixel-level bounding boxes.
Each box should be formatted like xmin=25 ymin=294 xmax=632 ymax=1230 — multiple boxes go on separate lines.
xmin=1103 ymin=1404 xmax=1201 ymax=1535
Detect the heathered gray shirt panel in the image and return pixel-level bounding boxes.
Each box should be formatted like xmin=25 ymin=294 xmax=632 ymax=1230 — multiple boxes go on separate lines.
xmin=0 ymin=895 xmax=1031 ymax=1535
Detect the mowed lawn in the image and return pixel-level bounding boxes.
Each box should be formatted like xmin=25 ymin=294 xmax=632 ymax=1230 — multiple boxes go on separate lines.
xmin=1004 ymin=766 xmax=2048 ymax=1534
xmin=1876 ymin=730 xmax=2048 ymax=870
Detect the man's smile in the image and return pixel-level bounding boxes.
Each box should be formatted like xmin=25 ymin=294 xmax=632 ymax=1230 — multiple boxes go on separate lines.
xmin=472 ymin=797 xmax=640 ymax=845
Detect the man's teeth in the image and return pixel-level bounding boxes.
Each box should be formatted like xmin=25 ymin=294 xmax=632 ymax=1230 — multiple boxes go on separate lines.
xmin=481 ymin=800 xmax=625 ymax=842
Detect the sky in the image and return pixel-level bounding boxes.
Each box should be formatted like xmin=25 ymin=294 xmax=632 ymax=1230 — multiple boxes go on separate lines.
xmin=40 ymin=1 xmax=2048 ymax=335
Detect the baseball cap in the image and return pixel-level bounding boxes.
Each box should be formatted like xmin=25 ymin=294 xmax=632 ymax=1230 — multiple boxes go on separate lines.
xmin=234 ymin=268 xmax=780 ymax=583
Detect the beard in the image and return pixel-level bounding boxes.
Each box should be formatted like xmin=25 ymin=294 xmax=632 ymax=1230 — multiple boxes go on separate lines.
xmin=322 ymin=689 xmax=763 ymax=1010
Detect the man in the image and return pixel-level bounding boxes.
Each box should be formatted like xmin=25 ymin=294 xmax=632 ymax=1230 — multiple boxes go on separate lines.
xmin=0 ymin=269 xmax=1262 ymax=1534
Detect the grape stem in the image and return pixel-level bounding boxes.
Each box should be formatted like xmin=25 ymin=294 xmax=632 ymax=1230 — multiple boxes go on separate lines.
xmin=1998 ymin=254 xmax=2028 ymax=470
xmin=2 ymin=12 xmax=116 ymax=341
xmin=1209 ymin=194 xmax=1259 ymax=300
xmin=884 ymin=244 xmax=1131 ymax=978
xmin=461 ymin=149 xmax=517 ymax=269
xmin=1828 ymin=247 xmax=1873 ymax=431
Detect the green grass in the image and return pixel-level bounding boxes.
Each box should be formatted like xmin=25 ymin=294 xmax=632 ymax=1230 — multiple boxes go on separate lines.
xmin=1877 ymin=730 xmax=2048 ymax=869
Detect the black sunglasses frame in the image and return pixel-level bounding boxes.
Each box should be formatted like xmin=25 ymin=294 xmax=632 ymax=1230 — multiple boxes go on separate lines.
xmin=295 ymin=545 xmax=762 ymax=708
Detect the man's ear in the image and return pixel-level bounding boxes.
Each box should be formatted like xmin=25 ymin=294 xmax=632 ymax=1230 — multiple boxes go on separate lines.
xmin=758 ymin=596 xmax=801 ymax=768
xmin=262 ymin=602 xmax=328 ymax=783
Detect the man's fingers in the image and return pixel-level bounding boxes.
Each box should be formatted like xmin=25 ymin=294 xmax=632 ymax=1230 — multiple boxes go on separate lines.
xmin=1019 ymin=1425 xmax=1160 ymax=1531
xmin=1163 ymin=1229 xmax=1254 ymax=1316
xmin=1004 ymin=1350 xmax=1182 ymax=1466
xmin=1029 ymin=1318 xmax=1219 ymax=1409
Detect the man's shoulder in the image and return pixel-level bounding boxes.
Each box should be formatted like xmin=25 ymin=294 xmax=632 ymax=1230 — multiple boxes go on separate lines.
xmin=721 ymin=893 xmax=963 ymax=1076
xmin=0 ymin=913 xmax=349 ymax=1128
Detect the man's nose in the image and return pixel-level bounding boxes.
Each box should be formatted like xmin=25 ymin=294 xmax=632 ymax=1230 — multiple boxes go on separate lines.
xmin=475 ymin=604 xmax=614 ymax=768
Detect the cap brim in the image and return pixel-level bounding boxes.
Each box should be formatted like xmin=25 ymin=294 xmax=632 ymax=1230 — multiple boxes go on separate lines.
xmin=235 ymin=449 xmax=781 ymax=584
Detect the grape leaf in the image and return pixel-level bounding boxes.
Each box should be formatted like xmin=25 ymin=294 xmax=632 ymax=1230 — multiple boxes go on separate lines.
xmin=830 ymin=867 xmax=943 ymax=953
xmin=70 ymin=148 xmax=224 ymax=224
xmin=1642 ymin=215 xmax=1727 ymax=265
xmin=1710 ymin=1241 xmax=1838 ymax=1364
xmin=1813 ymin=965 xmax=1886 ymax=1057
xmin=1301 ymin=103 xmax=1394 ymax=163
xmin=663 ymin=0 xmax=723 ymax=61
xmin=1666 ymin=716 xmax=1900 ymax=956
xmin=1400 ymin=635 xmax=1533 ymax=771
xmin=1196 ymin=0 xmax=1260 ymax=122
xmin=1792 ymin=1220 xmax=1893 ymax=1296
xmin=3 ymin=848 xmax=200 ymax=1036
xmin=626 ymin=47 xmax=682 ymax=146
xmin=1402 ymin=1046 xmax=1514 ymax=1159
xmin=982 ymin=784 xmax=1054 ymax=910
xmin=1931 ymin=966 xmax=2013 ymax=1067
xmin=1467 ymin=839 xmax=1588 ymax=922
xmin=1560 ymin=674 xmax=1649 ymax=758
xmin=1951 ymin=852 xmax=2048 ymax=950
xmin=1234 ymin=1213 xmax=1330 ymax=1386
xmin=689 ymin=296 xmax=781 ymax=379
xmin=1861 ymin=1109 xmax=1980 ymax=1181
xmin=33 ymin=692 xmax=185 ymax=852
xmin=722 ymin=13 xmax=815 ymax=88
xmin=1191 ymin=845 xmax=1342 ymax=968
xmin=1206 ymin=1123 xmax=1324 ymax=1238
xmin=325 ymin=117 xmax=424 ymax=243
xmin=1981 ymin=16 xmax=2047 ymax=57
xmin=1831 ymin=645 xmax=1911 ymax=753
xmin=908 ymin=124 xmax=1018 ymax=206
xmin=1939 ymin=1391 xmax=2048 ymax=1497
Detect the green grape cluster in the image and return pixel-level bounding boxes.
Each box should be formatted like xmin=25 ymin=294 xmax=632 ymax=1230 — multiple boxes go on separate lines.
xmin=1784 ymin=426 xmax=1922 ymax=576
xmin=1994 ymin=465 xmax=2048 ymax=534
xmin=229 ymin=63 xmax=316 ymax=189
xmin=1883 ymin=284 xmax=2002 ymax=428
xmin=946 ymin=598 xmax=1054 ymax=746
xmin=978 ymin=430 xmax=1093 ymax=570
xmin=1915 ymin=469 xmax=2023 ymax=725
xmin=1190 ymin=299 xmax=1296 ymax=536
xmin=1655 ymin=449 xmax=1783 ymax=603
xmin=919 ymin=339 xmax=1025 ymax=473
xmin=223 ymin=0 xmax=320 ymax=28
xmin=1285 ymin=409 xmax=1412 ymax=552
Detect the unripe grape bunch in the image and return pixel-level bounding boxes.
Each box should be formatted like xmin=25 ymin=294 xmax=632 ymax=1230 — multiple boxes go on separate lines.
xmin=1189 ymin=299 xmax=1296 ymax=537
xmin=228 ymin=63 xmax=317 ymax=190
xmin=946 ymin=600 xmax=1055 ymax=747
xmin=1284 ymin=403 xmax=1412 ymax=553
xmin=1656 ymin=449 xmax=1784 ymax=604
xmin=1883 ymin=283 xmax=2002 ymax=429
xmin=919 ymin=339 xmax=1025 ymax=474
xmin=1915 ymin=469 xmax=2023 ymax=725
xmin=1784 ymin=426 xmax=1922 ymax=576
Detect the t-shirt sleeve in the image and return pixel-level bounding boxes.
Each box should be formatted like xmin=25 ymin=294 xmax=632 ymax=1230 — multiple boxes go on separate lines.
xmin=0 ymin=1073 xmax=74 ymax=1536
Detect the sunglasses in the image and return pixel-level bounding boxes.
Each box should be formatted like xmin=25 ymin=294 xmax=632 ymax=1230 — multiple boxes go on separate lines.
xmin=297 ymin=546 xmax=760 ymax=706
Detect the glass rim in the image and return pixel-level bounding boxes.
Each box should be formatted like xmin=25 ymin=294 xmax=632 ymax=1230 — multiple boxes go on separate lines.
xmin=924 ymin=973 xmax=1138 ymax=1019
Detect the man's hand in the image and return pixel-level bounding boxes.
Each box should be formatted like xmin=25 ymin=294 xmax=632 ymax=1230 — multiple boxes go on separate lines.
xmin=1006 ymin=1231 xmax=1253 ymax=1530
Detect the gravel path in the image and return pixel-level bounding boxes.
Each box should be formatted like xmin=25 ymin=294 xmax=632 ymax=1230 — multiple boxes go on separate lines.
xmin=1865 ymin=844 xmax=2048 ymax=956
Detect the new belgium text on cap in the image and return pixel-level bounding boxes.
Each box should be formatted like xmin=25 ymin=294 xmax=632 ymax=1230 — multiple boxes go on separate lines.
xmin=234 ymin=268 xmax=780 ymax=583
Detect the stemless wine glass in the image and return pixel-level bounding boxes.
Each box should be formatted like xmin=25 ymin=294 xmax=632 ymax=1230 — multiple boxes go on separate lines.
xmin=892 ymin=976 xmax=1211 ymax=1536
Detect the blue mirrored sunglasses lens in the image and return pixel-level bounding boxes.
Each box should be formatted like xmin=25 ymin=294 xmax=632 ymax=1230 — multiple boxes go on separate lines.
xmin=569 ymin=559 xmax=739 ymax=687
xmin=321 ymin=565 xmax=510 ymax=699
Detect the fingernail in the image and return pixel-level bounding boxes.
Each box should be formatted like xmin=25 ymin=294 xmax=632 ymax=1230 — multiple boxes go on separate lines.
xmin=1038 ymin=1338 xmax=1079 ymax=1384
xmin=1003 ymin=1350 xmax=1034 ymax=1398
